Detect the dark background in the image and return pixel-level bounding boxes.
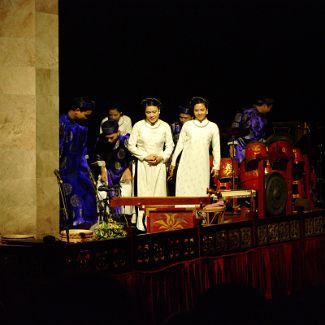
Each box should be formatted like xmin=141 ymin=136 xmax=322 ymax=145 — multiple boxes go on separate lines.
xmin=58 ymin=0 xmax=325 ymax=159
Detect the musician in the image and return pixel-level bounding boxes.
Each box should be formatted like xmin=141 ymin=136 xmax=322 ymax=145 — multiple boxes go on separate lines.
xmin=59 ymin=97 xmax=97 ymax=230
xmin=168 ymin=96 xmax=221 ymax=196
xmin=229 ymin=97 xmax=274 ymax=163
xmin=94 ymin=119 xmax=134 ymax=217
xmin=170 ymin=105 xmax=193 ymax=145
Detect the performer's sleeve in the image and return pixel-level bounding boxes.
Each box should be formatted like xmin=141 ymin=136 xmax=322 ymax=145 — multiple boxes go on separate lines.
xmin=171 ymin=124 xmax=186 ymax=166
xmin=127 ymin=123 xmax=147 ymax=161
xmin=162 ymin=124 xmax=175 ymax=162
xmin=250 ymin=114 xmax=266 ymax=141
xmin=59 ymin=121 xmax=65 ymax=160
xmin=211 ymin=124 xmax=221 ymax=171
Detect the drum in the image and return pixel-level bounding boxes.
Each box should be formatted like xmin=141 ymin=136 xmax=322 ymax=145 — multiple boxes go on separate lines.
xmin=219 ymin=158 xmax=239 ymax=180
xmin=266 ymin=135 xmax=293 ymax=162
xmin=60 ymin=229 xmax=94 ymax=243
xmin=245 ymin=142 xmax=268 ymax=161
xmin=1 ymin=234 xmax=35 ymax=244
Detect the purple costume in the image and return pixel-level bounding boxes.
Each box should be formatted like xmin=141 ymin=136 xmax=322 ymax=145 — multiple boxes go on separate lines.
xmin=59 ymin=114 xmax=97 ymax=228
xmin=231 ymin=107 xmax=270 ymax=163
xmin=170 ymin=121 xmax=182 ymax=145
xmin=94 ymin=133 xmax=133 ymax=214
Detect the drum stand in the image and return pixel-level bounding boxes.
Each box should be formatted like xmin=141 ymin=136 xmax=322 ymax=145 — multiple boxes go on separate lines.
xmin=230 ymin=136 xmax=236 ymax=190
xmin=229 ymin=136 xmax=238 ymax=210
xmin=220 ymin=127 xmax=250 ymax=213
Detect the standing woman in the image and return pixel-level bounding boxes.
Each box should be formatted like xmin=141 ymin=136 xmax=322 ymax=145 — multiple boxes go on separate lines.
xmin=128 ymin=98 xmax=175 ymax=197
xmin=169 ymin=96 xmax=221 ymax=196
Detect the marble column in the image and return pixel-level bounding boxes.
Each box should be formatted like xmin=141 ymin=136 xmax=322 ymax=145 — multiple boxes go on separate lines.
xmin=0 ymin=0 xmax=59 ymax=239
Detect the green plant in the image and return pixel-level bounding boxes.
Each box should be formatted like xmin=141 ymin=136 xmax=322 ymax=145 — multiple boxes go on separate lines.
xmin=93 ymin=218 xmax=127 ymax=240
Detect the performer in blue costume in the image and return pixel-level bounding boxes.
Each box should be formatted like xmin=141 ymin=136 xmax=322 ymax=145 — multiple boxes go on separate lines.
xmin=94 ymin=119 xmax=134 ymax=216
xmin=170 ymin=105 xmax=193 ymax=146
xmin=59 ymin=97 xmax=97 ymax=229
xmin=229 ymin=97 xmax=274 ymax=163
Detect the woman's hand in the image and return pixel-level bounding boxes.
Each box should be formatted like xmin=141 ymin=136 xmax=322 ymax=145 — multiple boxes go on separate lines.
xmin=145 ymin=154 xmax=162 ymax=166
xmin=211 ymin=168 xmax=219 ymax=178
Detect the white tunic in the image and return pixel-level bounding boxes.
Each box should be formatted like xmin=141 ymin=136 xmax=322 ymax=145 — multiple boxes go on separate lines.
xmin=171 ymin=118 xmax=221 ymax=196
xmin=128 ymin=119 xmax=174 ymax=196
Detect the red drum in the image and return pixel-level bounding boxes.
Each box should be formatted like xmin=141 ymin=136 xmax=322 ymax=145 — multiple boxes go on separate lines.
xmin=245 ymin=142 xmax=268 ymax=161
xmin=266 ymin=135 xmax=293 ymax=162
xmin=219 ymin=158 xmax=239 ymax=180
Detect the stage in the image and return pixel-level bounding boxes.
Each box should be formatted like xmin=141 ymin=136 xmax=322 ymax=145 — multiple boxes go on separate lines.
xmin=1 ymin=209 xmax=325 ymax=324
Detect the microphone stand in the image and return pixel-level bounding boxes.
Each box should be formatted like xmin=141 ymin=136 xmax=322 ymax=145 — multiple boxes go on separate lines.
xmin=54 ymin=169 xmax=70 ymax=244
xmin=231 ymin=135 xmax=236 ymax=191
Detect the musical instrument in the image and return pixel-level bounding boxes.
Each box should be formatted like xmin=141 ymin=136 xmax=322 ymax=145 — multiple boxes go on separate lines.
xmin=109 ymin=196 xmax=213 ymax=208
xmin=196 ymin=206 xmax=225 ymax=225
xmin=245 ymin=142 xmax=268 ymax=161
xmin=265 ymin=172 xmax=288 ymax=216
xmin=1 ymin=234 xmax=35 ymax=244
xmin=219 ymin=158 xmax=239 ymax=180
xmin=60 ymin=229 xmax=94 ymax=243
xmin=219 ymin=128 xmax=249 ymax=191
xmin=266 ymin=134 xmax=293 ymax=162
xmin=240 ymin=134 xmax=294 ymax=218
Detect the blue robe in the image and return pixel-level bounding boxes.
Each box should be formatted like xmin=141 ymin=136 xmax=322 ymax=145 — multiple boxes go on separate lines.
xmin=95 ymin=133 xmax=133 ymax=215
xmin=170 ymin=121 xmax=182 ymax=145
xmin=59 ymin=114 xmax=97 ymax=228
xmin=231 ymin=107 xmax=270 ymax=163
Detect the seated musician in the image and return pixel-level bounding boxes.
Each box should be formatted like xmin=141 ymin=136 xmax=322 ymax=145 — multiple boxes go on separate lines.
xmin=94 ymin=119 xmax=135 ymax=221
xmin=229 ymin=97 xmax=274 ymax=163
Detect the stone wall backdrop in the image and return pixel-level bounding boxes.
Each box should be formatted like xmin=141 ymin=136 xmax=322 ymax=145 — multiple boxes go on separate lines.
xmin=0 ymin=0 xmax=59 ymax=239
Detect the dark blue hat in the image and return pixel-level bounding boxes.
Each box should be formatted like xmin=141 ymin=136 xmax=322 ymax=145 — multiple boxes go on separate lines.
xmin=71 ymin=97 xmax=95 ymax=110
xmin=178 ymin=105 xmax=191 ymax=115
xmin=255 ymin=97 xmax=274 ymax=106
xmin=102 ymin=119 xmax=119 ymax=135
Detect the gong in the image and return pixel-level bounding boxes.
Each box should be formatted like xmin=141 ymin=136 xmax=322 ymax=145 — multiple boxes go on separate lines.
xmin=265 ymin=172 xmax=287 ymax=216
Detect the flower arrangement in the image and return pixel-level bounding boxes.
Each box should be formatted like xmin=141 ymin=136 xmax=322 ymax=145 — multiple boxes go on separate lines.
xmin=93 ymin=218 xmax=127 ymax=240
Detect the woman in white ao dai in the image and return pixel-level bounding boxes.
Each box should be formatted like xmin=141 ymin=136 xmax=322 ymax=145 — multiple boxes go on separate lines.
xmin=169 ymin=97 xmax=221 ymax=196
xmin=128 ymin=98 xmax=174 ymax=197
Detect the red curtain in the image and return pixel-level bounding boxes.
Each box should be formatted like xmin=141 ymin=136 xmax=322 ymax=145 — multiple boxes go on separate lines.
xmin=113 ymin=236 xmax=325 ymax=324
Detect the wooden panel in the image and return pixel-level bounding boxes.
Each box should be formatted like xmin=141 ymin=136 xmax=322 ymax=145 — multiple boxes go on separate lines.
xmin=109 ymin=196 xmax=212 ymax=207
xmin=145 ymin=207 xmax=197 ymax=233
